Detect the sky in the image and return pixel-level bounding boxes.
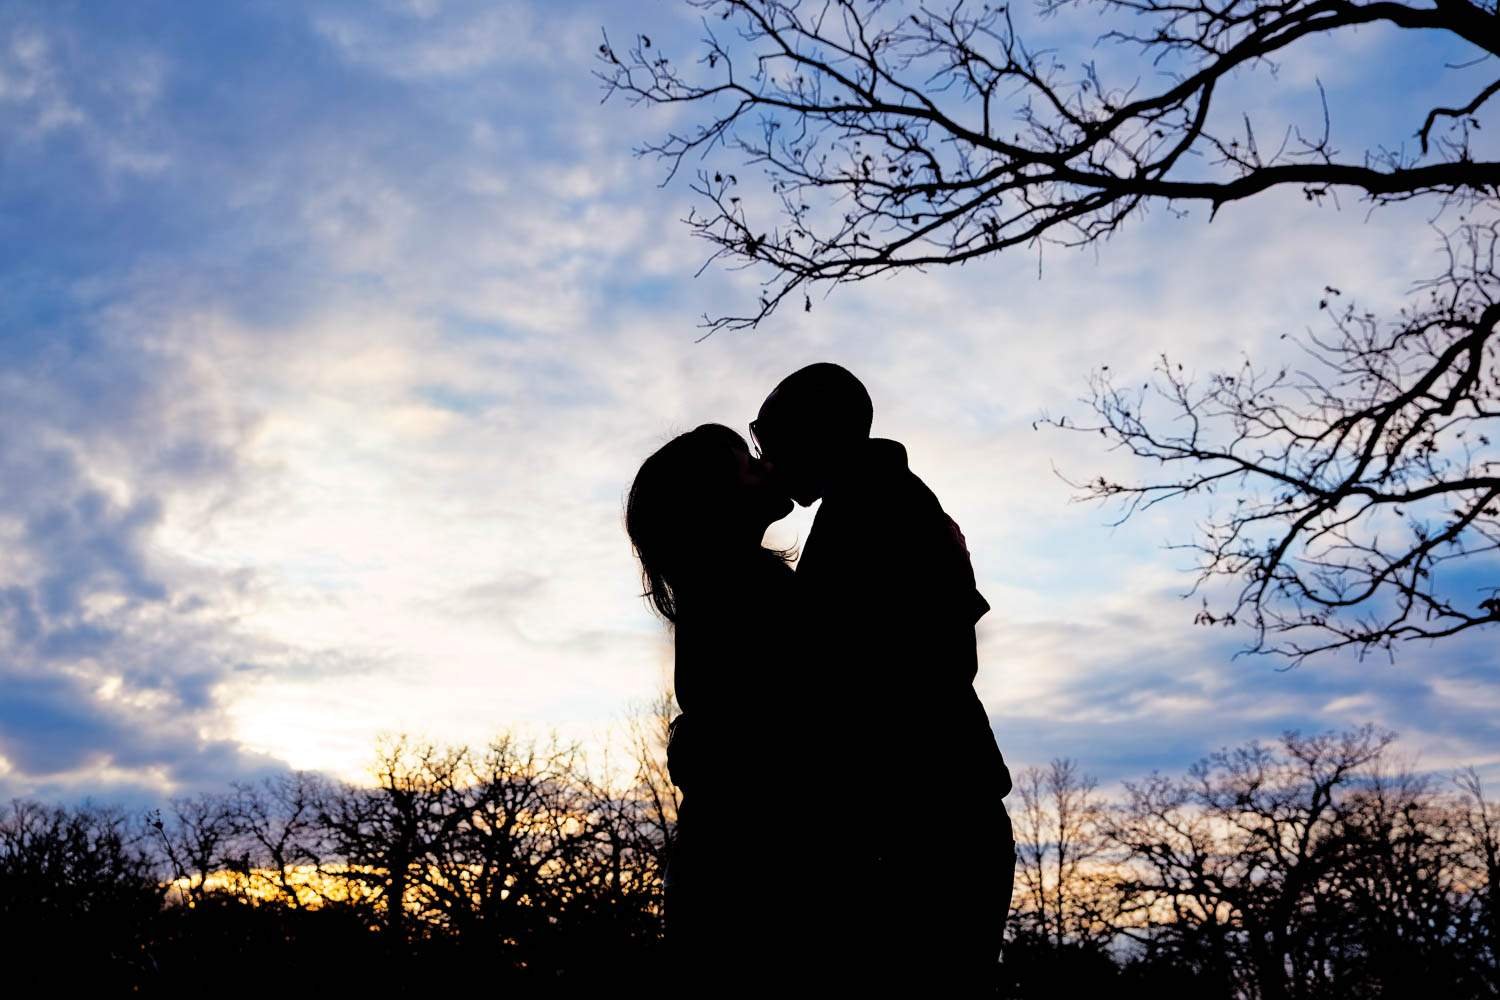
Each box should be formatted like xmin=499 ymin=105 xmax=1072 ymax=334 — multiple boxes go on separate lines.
xmin=0 ymin=0 xmax=1496 ymax=809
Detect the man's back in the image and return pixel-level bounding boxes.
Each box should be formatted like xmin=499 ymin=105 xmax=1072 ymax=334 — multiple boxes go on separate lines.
xmin=795 ymin=438 xmax=1010 ymax=799
xmin=794 ymin=437 xmax=1015 ymax=991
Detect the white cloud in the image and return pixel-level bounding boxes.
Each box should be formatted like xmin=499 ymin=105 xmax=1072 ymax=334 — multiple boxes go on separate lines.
xmin=311 ymin=0 xmax=584 ymax=79
xmin=0 ymin=18 xmax=170 ymax=177
xmin=0 ymin=0 xmax=1494 ymax=806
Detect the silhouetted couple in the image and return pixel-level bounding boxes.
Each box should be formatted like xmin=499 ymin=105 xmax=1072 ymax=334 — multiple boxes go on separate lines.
xmin=626 ymin=363 xmax=1016 ymax=994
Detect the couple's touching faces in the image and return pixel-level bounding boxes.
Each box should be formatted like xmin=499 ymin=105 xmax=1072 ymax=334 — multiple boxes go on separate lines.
xmin=729 ymin=438 xmax=794 ymax=542
xmin=624 ymin=362 xmax=877 ymax=623
xmin=751 ymin=371 xmax=870 ymax=508
xmin=734 ymin=380 xmax=863 ymax=541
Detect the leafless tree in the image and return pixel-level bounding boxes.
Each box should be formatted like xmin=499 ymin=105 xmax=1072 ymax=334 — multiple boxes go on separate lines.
xmin=1326 ymin=759 xmax=1471 ymax=992
xmin=417 ymin=734 xmax=597 ymax=944
xmin=0 ymin=799 xmax=163 ymax=983
xmin=623 ymin=690 xmax=682 ymax=863
xmin=225 ymin=771 xmax=334 ymax=909
xmin=1106 ymin=725 xmax=1413 ymax=998
xmin=1455 ymin=766 xmax=1500 ymax=964
xmin=601 ymin=0 xmax=1498 ymax=664
xmin=1 ymin=798 xmax=160 ymax=907
xmin=146 ymin=792 xmax=240 ymax=907
xmin=1011 ymin=757 xmax=1117 ymax=950
xmin=599 ymin=0 xmax=1496 ymax=331
xmin=1043 ymin=223 xmax=1498 ymax=665
xmin=1104 ymin=766 xmax=1248 ymax=993
xmin=316 ymin=734 xmax=467 ymax=944
xmin=571 ymin=691 xmax=684 ymax=929
xmin=312 ymin=728 xmax=666 ymax=972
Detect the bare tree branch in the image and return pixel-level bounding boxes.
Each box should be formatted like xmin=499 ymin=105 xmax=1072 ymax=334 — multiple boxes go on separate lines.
xmin=601 ymin=0 xmax=1499 ymax=331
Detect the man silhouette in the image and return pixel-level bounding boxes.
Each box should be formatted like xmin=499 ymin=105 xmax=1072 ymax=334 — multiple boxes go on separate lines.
xmin=752 ymin=362 xmax=1015 ymax=994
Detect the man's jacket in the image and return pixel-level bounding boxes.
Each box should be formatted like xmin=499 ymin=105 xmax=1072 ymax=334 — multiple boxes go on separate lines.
xmin=795 ymin=438 xmax=1012 ymax=821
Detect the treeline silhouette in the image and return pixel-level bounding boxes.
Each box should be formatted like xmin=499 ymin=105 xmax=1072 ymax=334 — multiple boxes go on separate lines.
xmin=1006 ymin=724 xmax=1499 ymax=998
xmin=3 ymin=715 xmax=1496 ymax=997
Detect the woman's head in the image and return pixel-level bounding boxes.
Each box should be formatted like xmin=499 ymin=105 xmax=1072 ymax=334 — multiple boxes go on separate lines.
xmin=626 ymin=423 xmax=793 ymax=622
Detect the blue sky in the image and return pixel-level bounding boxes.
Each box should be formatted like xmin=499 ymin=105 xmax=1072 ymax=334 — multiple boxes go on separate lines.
xmin=1 ymin=0 xmax=1496 ymax=809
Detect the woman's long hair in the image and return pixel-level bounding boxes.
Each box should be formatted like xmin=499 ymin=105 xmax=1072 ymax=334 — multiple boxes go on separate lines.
xmin=626 ymin=423 xmax=785 ymax=623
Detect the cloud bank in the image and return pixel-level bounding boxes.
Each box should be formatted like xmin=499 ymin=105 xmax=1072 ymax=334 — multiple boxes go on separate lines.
xmin=0 ymin=0 xmax=1494 ymax=805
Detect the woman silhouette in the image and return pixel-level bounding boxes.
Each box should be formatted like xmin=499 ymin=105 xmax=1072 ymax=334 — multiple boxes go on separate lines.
xmin=625 ymin=423 xmax=816 ymax=988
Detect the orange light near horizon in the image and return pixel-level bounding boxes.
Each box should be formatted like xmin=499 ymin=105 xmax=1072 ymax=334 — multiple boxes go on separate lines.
xmin=164 ymin=857 xmax=662 ymax=916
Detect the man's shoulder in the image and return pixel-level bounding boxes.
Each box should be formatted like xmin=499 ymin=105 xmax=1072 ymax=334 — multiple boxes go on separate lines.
xmin=806 ymin=440 xmax=952 ymax=560
xmin=831 ymin=438 xmax=937 ymax=502
xmin=894 ymin=461 xmax=944 ymax=511
xmin=869 ymin=441 xmax=945 ymax=518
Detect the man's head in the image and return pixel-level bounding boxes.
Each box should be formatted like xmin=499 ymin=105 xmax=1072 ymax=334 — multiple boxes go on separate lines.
xmin=751 ymin=362 xmax=873 ymax=505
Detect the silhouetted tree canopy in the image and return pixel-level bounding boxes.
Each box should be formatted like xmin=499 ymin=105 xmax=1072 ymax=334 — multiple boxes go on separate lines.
xmin=3 ymin=715 xmax=1496 ymax=996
